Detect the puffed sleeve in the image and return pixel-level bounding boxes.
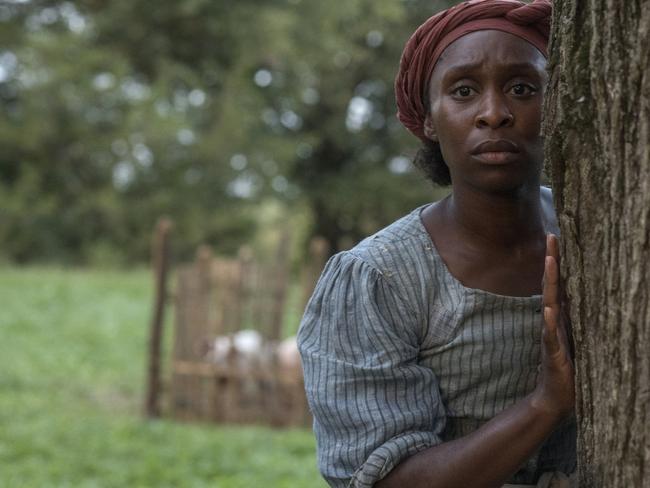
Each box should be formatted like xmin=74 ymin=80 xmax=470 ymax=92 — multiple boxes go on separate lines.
xmin=297 ymin=251 xmax=447 ymax=488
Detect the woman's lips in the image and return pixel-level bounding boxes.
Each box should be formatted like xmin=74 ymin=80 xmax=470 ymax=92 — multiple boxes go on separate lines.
xmin=472 ymin=151 xmax=520 ymax=164
xmin=470 ymin=139 xmax=520 ymax=164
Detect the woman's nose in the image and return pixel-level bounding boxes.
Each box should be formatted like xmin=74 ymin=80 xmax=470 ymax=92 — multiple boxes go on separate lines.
xmin=475 ymin=91 xmax=514 ymax=129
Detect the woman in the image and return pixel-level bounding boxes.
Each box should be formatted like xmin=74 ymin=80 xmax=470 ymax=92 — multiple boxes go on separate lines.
xmin=298 ymin=1 xmax=576 ymax=487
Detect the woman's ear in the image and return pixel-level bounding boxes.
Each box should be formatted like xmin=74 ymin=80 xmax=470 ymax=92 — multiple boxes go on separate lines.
xmin=423 ymin=115 xmax=438 ymax=142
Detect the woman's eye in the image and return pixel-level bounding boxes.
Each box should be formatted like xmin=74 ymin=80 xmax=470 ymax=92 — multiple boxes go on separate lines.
xmin=453 ymin=86 xmax=474 ymax=97
xmin=510 ymin=84 xmax=537 ymax=96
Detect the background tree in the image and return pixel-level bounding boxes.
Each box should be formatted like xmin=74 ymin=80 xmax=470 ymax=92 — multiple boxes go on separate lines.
xmin=544 ymin=1 xmax=650 ymax=486
xmin=0 ymin=0 xmax=454 ymax=265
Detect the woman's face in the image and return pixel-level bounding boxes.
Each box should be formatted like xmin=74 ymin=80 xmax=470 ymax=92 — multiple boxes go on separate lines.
xmin=426 ymin=30 xmax=548 ymax=193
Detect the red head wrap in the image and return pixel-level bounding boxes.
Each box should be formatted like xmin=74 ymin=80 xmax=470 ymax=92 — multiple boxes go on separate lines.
xmin=395 ymin=0 xmax=552 ymax=141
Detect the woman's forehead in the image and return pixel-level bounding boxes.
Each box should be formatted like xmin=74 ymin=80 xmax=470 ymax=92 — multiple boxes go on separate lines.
xmin=433 ymin=30 xmax=546 ymax=77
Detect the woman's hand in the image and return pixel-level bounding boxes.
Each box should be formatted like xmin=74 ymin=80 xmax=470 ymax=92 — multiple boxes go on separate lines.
xmin=531 ymin=233 xmax=575 ymax=421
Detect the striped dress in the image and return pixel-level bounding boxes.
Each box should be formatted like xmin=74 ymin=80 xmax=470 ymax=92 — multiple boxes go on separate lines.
xmin=297 ymin=205 xmax=576 ymax=487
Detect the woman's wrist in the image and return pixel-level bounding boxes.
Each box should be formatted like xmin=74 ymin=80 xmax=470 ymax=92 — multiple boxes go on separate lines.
xmin=526 ymin=388 xmax=571 ymax=426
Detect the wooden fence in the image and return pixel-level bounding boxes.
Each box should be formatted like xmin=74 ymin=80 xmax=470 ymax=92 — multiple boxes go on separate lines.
xmin=145 ymin=220 xmax=329 ymax=427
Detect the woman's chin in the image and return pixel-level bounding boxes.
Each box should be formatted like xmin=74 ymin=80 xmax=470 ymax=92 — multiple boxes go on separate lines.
xmin=462 ymin=170 xmax=540 ymax=195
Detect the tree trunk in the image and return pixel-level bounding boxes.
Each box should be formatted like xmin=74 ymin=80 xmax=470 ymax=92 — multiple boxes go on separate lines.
xmin=544 ymin=1 xmax=650 ymax=486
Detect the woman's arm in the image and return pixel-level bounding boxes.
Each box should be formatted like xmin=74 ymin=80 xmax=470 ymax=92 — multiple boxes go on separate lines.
xmin=298 ymin=251 xmax=450 ymax=487
xmin=377 ymin=234 xmax=575 ymax=488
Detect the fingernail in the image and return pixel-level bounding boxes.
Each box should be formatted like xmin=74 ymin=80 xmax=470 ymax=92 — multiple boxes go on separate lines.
xmin=544 ymin=306 xmax=552 ymax=322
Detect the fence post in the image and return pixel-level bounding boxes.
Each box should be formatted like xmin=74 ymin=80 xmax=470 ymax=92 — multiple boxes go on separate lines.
xmin=269 ymin=228 xmax=291 ymax=341
xmin=235 ymin=246 xmax=254 ymax=332
xmin=144 ymin=217 xmax=172 ymax=418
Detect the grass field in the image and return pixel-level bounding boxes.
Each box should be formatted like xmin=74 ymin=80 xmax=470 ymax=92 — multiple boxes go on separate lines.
xmin=0 ymin=267 xmax=323 ymax=487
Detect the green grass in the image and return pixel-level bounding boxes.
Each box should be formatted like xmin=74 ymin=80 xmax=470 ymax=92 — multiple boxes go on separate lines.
xmin=0 ymin=267 xmax=322 ymax=487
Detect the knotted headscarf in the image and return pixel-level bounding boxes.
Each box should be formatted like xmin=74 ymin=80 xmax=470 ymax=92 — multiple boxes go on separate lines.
xmin=395 ymin=0 xmax=552 ymax=141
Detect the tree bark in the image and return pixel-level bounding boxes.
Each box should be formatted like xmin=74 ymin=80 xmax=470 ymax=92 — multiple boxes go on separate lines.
xmin=544 ymin=1 xmax=650 ymax=486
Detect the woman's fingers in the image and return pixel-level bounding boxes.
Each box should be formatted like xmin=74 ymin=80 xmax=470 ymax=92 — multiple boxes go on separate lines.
xmin=543 ymin=234 xmax=563 ymax=357
xmin=535 ymin=234 xmax=576 ymax=418
xmin=546 ymin=233 xmax=574 ymax=357
xmin=543 ymin=305 xmax=561 ymax=356
xmin=546 ymin=233 xmax=560 ymax=262
xmin=542 ymin=255 xmax=559 ymax=308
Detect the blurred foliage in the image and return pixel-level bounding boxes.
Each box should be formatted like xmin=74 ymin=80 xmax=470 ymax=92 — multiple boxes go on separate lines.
xmin=0 ymin=0 xmax=454 ymax=265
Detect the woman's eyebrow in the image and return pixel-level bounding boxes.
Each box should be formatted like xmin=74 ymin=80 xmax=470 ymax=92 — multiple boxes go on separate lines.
xmin=442 ymin=61 xmax=484 ymax=80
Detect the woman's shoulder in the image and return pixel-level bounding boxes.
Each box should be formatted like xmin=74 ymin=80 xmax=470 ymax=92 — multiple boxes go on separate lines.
xmin=345 ymin=205 xmax=433 ymax=277
xmin=324 ymin=204 xmax=456 ymax=319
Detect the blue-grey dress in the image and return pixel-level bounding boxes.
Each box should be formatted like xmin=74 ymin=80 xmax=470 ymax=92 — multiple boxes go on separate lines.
xmin=297 ymin=205 xmax=576 ymax=487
